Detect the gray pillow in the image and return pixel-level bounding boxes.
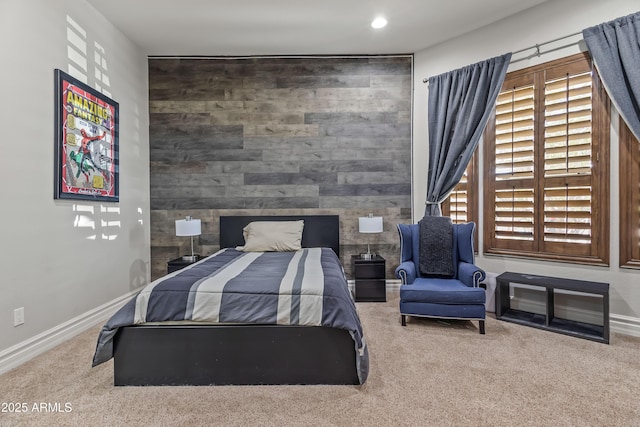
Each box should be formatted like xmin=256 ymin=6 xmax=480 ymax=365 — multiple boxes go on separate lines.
xmin=236 ymin=220 xmax=304 ymax=252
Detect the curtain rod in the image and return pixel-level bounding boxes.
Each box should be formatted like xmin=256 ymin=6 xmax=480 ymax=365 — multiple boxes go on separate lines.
xmin=422 ymin=30 xmax=583 ymax=83
xmin=511 ymin=30 xmax=582 ymax=55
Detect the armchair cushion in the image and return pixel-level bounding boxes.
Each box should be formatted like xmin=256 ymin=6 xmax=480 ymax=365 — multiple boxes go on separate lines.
xmin=400 ymin=278 xmax=486 ymax=305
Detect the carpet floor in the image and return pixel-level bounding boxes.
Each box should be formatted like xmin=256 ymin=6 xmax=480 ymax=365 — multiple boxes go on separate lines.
xmin=1 ymin=290 xmax=639 ymax=426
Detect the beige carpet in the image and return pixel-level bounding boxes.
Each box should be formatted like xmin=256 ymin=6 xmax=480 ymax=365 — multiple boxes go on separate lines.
xmin=1 ymin=290 xmax=639 ymax=427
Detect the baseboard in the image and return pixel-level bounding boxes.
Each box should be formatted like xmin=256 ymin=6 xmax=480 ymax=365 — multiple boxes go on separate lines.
xmin=610 ymin=314 xmax=640 ymax=338
xmin=347 ymin=279 xmax=401 ymax=292
xmin=385 ymin=279 xmax=401 ymax=288
xmin=0 ymin=289 xmax=139 ymax=376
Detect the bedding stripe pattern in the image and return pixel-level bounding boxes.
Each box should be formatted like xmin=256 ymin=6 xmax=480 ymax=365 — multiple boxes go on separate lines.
xmin=92 ymin=247 xmax=369 ymax=384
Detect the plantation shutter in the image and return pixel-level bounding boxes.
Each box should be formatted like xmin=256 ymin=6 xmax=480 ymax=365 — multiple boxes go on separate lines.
xmin=542 ymin=68 xmax=594 ymax=255
xmin=445 ymin=171 xmax=469 ymax=223
xmin=441 ymin=154 xmax=478 ymax=249
xmin=442 ymin=155 xmax=476 ymax=221
xmin=492 ymin=82 xmax=535 ymax=250
xmin=620 ymin=119 xmax=640 ymax=267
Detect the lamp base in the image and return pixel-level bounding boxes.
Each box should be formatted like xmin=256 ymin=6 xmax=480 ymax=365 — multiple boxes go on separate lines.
xmin=181 ymin=255 xmax=200 ymax=262
xmin=359 ymin=253 xmax=374 ymax=260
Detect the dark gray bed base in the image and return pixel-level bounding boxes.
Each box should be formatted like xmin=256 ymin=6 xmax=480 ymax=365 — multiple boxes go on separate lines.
xmin=112 ymin=215 xmax=359 ymax=386
xmin=114 ymin=325 xmax=358 ymax=386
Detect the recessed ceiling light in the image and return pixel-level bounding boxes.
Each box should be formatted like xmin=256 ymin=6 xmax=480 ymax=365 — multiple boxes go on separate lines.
xmin=371 ymin=17 xmax=387 ymax=29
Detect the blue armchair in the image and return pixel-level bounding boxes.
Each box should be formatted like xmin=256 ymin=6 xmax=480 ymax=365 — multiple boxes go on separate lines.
xmin=395 ymin=222 xmax=486 ymax=334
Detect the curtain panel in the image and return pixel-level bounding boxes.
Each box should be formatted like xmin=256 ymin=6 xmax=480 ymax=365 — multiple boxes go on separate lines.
xmin=583 ymin=11 xmax=640 ymax=141
xmin=425 ymin=53 xmax=512 ymax=216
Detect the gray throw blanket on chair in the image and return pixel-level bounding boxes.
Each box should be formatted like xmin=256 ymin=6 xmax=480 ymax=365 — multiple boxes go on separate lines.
xmin=418 ymin=216 xmax=454 ymax=277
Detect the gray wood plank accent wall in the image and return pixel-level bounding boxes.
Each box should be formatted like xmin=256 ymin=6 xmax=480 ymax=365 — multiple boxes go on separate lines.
xmin=149 ymin=56 xmax=412 ymax=280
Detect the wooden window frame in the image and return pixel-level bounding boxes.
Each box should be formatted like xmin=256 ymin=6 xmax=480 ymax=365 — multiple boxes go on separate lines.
xmin=620 ymin=118 xmax=640 ymax=268
xmin=483 ymin=52 xmax=610 ymax=265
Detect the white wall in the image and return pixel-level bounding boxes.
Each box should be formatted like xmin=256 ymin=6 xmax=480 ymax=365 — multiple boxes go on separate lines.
xmin=0 ymin=0 xmax=150 ymax=356
xmin=413 ymin=0 xmax=640 ymax=333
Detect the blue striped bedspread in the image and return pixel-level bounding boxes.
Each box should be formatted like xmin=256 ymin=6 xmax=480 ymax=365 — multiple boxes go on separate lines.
xmin=92 ymin=247 xmax=369 ymax=384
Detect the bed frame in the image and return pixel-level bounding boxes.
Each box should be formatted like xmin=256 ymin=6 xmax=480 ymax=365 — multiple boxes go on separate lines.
xmin=112 ymin=214 xmax=359 ymax=386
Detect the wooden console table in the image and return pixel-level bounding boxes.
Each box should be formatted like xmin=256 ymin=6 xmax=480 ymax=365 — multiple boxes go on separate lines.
xmin=495 ymin=272 xmax=609 ymax=344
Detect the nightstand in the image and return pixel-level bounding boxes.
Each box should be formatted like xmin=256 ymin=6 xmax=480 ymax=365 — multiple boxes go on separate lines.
xmin=167 ymin=256 xmax=203 ymax=274
xmin=352 ymin=255 xmax=386 ymax=302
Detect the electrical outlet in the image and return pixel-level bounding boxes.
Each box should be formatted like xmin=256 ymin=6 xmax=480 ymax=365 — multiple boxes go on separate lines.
xmin=14 ymin=307 xmax=24 ymax=326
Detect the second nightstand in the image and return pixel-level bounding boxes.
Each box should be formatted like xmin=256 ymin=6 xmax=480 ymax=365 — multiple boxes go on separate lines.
xmin=167 ymin=256 xmax=203 ymax=274
xmin=351 ymin=255 xmax=386 ymax=302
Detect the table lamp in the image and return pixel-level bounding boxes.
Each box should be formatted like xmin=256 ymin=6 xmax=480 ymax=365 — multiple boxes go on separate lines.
xmin=358 ymin=214 xmax=383 ymax=260
xmin=175 ymin=216 xmax=201 ymax=262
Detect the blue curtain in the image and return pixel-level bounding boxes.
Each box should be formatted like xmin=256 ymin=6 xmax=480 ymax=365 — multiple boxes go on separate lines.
xmin=583 ymin=11 xmax=640 ymax=141
xmin=425 ymin=53 xmax=512 ymax=216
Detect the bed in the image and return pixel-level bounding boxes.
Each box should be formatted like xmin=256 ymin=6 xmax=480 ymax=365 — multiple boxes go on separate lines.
xmin=92 ymin=215 xmax=368 ymax=386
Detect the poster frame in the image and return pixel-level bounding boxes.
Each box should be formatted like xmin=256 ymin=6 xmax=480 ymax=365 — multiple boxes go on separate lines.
xmin=53 ymin=69 xmax=119 ymax=202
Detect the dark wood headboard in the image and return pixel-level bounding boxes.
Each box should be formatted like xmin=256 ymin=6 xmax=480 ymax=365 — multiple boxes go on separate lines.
xmin=219 ymin=215 xmax=340 ymax=257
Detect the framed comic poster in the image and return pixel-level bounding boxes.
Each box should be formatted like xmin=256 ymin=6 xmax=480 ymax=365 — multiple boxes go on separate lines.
xmin=54 ymin=69 xmax=119 ymax=202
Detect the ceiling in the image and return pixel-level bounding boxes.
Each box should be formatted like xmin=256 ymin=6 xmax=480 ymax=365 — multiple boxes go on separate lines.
xmin=85 ymin=0 xmax=550 ymax=57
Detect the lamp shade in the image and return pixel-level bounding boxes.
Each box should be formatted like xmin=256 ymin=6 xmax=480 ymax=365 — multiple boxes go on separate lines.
xmin=175 ymin=218 xmax=201 ymax=236
xmin=358 ymin=216 xmax=383 ymax=233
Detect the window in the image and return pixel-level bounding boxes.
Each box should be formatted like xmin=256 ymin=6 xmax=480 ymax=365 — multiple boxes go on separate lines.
xmin=483 ymin=52 xmax=609 ymax=265
xmin=620 ymin=119 xmax=640 ymax=268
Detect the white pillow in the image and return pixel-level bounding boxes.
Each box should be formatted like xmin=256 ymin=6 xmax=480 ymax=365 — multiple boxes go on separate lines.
xmin=237 ymin=220 xmax=304 ymax=252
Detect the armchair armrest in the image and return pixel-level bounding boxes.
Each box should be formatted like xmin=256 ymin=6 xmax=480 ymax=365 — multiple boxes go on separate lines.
xmin=395 ymin=261 xmax=417 ymax=284
xmin=458 ymin=262 xmax=486 ymax=287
